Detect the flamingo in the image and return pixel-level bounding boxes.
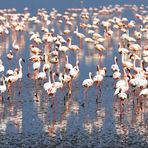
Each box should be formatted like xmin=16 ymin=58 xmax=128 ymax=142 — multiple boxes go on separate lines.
xmin=0 ymin=76 xmax=6 ymax=101
xmin=118 ymin=43 xmax=129 ymax=54
xmin=69 ymin=60 xmax=80 ymax=79
xmin=94 ymin=43 xmax=105 ymax=66
xmin=29 ymin=55 xmax=43 ymax=62
xmin=138 ymin=88 xmax=148 ymax=112
xmin=94 ymin=43 xmax=105 ymax=52
xmin=17 ymin=58 xmax=25 ymax=81
xmin=59 ymin=72 xmax=71 ymax=84
xmin=99 ymin=67 xmax=107 ymax=77
xmin=33 ymin=36 xmax=43 ymax=45
xmin=84 ymin=37 xmax=94 ymax=43
xmin=93 ymin=67 xmax=103 ymax=87
xmin=37 ymin=67 xmax=47 ymax=80
xmin=74 ymin=25 xmax=85 ymax=48
xmin=43 ymin=70 xmax=52 ymax=91
xmin=113 ymin=70 xmax=121 ymax=80
xmin=129 ymin=43 xmax=141 ymax=51
xmin=139 ymin=88 xmax=148 ymax=98
xmin=133 ymin=59 xmax=144 ymax=74
xmin=0 ymin=63 xmax=4 ymax=73
xmin=33 ymin=61 xmax=41 ymax=71
xmin=44 ymin=71 xmax=57 ymax=97
xmin=67 ymin=37 xmax=80 ymax=51
xmin=43 ymin=63 xmax=50 ymax=72
xmin=82 ymin=72 xmax=94 ymax=90
xmin=115 ymin=68 xmax=129 ymax=89
xmin=52 ymin=72 xmax=63 ymax=89
xmin=111 ymin=56 xmax=120 ymax=72
xmin=58 ymin=72 xmax=72 ymax=93
xmin=65 ymin=55 xmax=73 ymax=71
xmin=5 ymin=69 xmax=18 ymax=84
xmin=82 ymin=72 xmax=94 ymax=106
xmin=57 ymin=34 xmax=66 ymax=44
xmin=47 ymin=85 xmax=57 ymax=96
xmin=29 ymin=44 xmax=42 ymax=55
xmin=29 ymin=31 xmax=40 ymax=41
xmin=58 ymin=42 xmax=69 ymax=53
xmin=6 ymin=69 xmax=14 ymax=76
xmin=114 ymin=88 xmax=128 ymax=116
xmin=120 ymin=51 xmax=133 ymax=70
xmin=16 ymin=58 xmax=25 ymax=95
xmin=7 ymin=50 xmax=14 ymax=60
xmin=12 ymin=40 xmax=20 ymax=51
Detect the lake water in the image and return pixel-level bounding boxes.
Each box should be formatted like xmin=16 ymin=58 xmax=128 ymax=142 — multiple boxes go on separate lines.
xmin=0 ymin=1 xmax=148 ymax=147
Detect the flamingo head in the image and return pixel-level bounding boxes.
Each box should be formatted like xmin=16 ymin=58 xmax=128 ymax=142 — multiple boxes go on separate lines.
xmin=114 ymin=56 xmax=118 ymax=62
xmin=103 ymin=67 xmax=107 ymax=74
xmin=127 ymin=75 xmax=131 ymax=82
xmin=29 ymin=44 xmax=34 ymax=48
xmin=9 ymin=50 xmax=13 ymax=54
xmin=14 ymin=68 xmax=19 ymax=74
xmin=129 ymin=54 xmax=135 ymax=60
xmin=22 ymin=58 xmax=25 ymax=63
xmin=97 ymin=65 xmax=99 ymax=71
xmin=114 ymin=87 xmax=121 ymax=96
xmin=55 ymin=73 xmax=59 ymax=77
xmin=66 ymin=37 xmax=71 ymax=42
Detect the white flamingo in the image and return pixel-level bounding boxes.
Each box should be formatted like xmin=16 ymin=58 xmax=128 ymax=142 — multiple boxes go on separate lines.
xmin=0 ymin=76 xmax=6 ymax=94
xmin=52 ymin=72 xmax=63 ymax=89
xmin=82 ymin=72 xmax=94 ymax=89
xmin=37 ymin=67 xmax=47 ymax=80
xmin=69 ymin=60 xmax=80 ymax=79
xmin=113 ymin=70 xmax=121 ymax=80
xmin=93 ymin=66 xmax=103 ymax=86
xmin=65 ymin=55 xmax=73 ymax=71
xmin=111 ymin=56 xmax=120 ymax=71
xmin=43 ymin=69 xmax=52 ymax=91
xmin=12 ymin=40 xmax=20 ymax=51
xmin=17 ymin=58 xmax=25 ymax=81
xmin=0 ymin=63 xmax=4 ymax=73
xmin=139 ymin=88 xmax=148 ymax=98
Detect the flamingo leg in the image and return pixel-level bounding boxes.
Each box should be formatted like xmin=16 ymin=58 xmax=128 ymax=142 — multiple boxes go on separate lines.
xmin=27 ymin=62 xmax=31 ymax=78
xmin=80 ymin=39 xmax=83 ymax=49
xmin=113 ymin=96 xmax=117 ymax=111
xmin=18 ymin=80 xmax=22 ymax=96
xmin=48 ymin=96 xmax=55 ymax=134
xmin=119 ymin=99 xmax=124 ymax=123
xmin=99 ymin=51 xmax=102 ymax=68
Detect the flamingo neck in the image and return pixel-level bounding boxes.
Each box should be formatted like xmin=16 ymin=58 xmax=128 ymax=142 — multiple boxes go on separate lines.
xmin=114 ymin=57 xmax=117 ymax=65
xmin=89 ymin=73 xmax=92 ymax=79
xmin=13 ymin=40 xmax=16 ymax=46
xmin=75 ymin=54 xmax=79 ymax=69
xmin=44 ymin=54 xmax=48 ymax=63
xmin=52 ymin=73 xmax=55 ymax=83
xmin=133 ymin=58 xmax=137 ymax=70
xmin=123 ymin=67 xmax=127 ymax=77
xmin=125 ymin=76 xmax=129 ymax=88
xmin=19 ymin=59 xmax=22 ymax=70
xmin=75 ymin=25 xmax=78 ymax=33
xmin=48 ymin=70 xmax=51 ymax=83
xmin=121 ymin=53 xmax=126 ymax=65
xmin=140 ymin=60 xmax=144 ymax=70
xmin=66 ymin=56 xmax=69 ymax=64
xmin=2 ymin=77 xmax=5 ymax=86
xmin=68 ymin=39 xmax=72 ymax=47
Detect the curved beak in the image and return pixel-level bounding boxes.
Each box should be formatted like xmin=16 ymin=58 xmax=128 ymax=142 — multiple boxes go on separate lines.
xmin=22 ymin=59 xmax=25 ymax=63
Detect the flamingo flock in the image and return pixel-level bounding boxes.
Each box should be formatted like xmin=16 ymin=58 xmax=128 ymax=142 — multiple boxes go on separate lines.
xmin=0 ymin=4 xmax=147 ymax=126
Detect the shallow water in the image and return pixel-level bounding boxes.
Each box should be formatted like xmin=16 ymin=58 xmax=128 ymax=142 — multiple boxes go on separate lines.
xmin=0 ymin=3 xmax=148 ymax=148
